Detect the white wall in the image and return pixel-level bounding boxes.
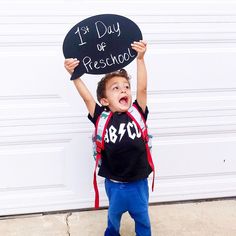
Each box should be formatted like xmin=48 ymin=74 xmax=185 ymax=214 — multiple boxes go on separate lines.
xmin=0 ymin=0 xmax=236 ymax=216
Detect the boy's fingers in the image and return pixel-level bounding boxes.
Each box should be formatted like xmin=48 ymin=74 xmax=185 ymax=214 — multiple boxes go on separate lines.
xmin=131 ymin=45 xmax=146 ymax=53
xmin=140 ymin=40 xmax=147 ymax=46
xmin=64 ymin=58 xmax=79 ymax=68
xmin=131 ymin=44 xmax=143 ymax=49
xmin=131 ymin=41 xmax=147 ymax=51
xmin=64 ymin=58 xmax=80 ymax=75
xmin=65 ymin=58 xmax=79 ymax=63
xmin=132 ymin=40 xmax=147 ymax=46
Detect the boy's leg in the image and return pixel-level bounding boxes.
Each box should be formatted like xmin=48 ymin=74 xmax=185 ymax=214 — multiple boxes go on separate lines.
xmin=130 ymin=210 xmax=151 ymax=236
xmin=104 ymin=212 xmax=122 ymax=236
xmin=128 ymin=179 xmax=151 ymax=236
xmin=104 ymin=179 xmax=127 ymax=236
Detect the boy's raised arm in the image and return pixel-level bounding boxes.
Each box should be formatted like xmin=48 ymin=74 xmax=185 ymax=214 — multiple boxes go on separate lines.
xmin=131 ymin=41 xmax=147 ymax=112
xmin=64 ymin=58 xmax=96 ymax=117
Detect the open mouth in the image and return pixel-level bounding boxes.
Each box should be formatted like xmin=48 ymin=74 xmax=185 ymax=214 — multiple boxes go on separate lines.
xmin=119 ymin=96 xmax=128 ymax=105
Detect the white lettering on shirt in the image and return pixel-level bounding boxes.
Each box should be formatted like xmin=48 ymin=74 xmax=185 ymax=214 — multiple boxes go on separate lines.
xmin=105 ymin=121 xmax=141 ymax=144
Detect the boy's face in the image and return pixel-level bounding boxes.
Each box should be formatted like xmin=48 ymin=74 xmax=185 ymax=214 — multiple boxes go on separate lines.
xmin=100 ymin=76 xmax=132 ymax=113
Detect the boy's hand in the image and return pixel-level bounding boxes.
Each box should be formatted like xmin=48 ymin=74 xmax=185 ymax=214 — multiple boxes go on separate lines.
xmin=131 ymin=40 xmax=147 ymax=60
xmin=64 ymin=58 xmax=80 ymax=75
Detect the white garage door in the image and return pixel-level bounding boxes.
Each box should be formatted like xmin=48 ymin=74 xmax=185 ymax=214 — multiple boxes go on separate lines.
xmin=0 ymin=0 xmax=236 ymax=216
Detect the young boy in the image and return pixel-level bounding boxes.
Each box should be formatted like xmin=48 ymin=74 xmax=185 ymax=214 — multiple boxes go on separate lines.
xmin=64 ymin=41 xmax=153 ymax=236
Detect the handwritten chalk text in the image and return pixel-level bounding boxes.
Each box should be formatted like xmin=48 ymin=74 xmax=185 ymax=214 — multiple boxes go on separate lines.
xmin=74 ymin=27 xmax=87 ymax=46
xmin=97 ymin=42 xmax=107 ymax=51
xmin=95 ymin=21 xmax=121 ymax=39
xmin=75 ymin=21 xmax=121 ymax=48
xmin=82 ymin=48 xmax=135 ymax=73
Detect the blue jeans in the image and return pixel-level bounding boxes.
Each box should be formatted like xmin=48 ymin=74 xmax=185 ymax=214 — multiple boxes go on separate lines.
xmin=104 ymin=178 xmax=151 ymax=236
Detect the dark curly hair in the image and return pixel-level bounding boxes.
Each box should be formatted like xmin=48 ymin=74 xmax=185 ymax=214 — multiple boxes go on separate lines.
xmin=96 ymin=69 xmax=131 ymax=102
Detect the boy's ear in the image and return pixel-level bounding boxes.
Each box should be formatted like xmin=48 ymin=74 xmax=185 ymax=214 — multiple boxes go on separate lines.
xmin=100 ymin=98 xmax=109 ymax=106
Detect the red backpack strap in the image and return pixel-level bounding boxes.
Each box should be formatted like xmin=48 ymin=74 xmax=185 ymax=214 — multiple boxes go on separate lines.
xmin=93 ymin=111 xmax=112 ymax=208
xmin=127 ymin=104 xmax=155 ymax=191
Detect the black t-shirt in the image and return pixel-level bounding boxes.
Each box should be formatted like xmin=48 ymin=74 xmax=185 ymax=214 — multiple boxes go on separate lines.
xmin=88 ymin=100 xmax=152 ymax=182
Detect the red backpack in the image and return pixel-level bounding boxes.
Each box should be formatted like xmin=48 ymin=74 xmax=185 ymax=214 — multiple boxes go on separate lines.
xmin=92 ymin=104 xmax=155 ymax=208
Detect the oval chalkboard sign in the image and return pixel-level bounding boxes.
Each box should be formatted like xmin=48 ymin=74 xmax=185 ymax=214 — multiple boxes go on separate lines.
xmin=63 ymin=14 xmax=142 ymax=80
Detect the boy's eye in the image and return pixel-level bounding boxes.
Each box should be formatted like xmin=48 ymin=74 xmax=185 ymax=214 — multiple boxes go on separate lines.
xmin=113 ymin=86 xmax=119 ymax=90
